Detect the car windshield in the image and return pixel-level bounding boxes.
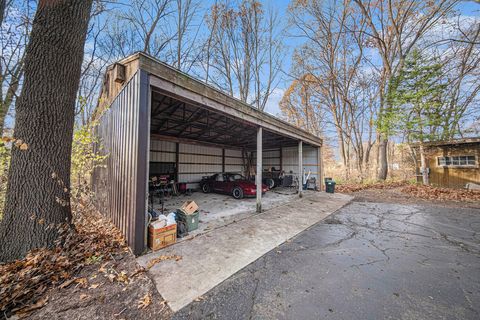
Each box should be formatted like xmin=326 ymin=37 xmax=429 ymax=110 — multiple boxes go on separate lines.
xmin=226 ymin=174 xmax=244 ymax=181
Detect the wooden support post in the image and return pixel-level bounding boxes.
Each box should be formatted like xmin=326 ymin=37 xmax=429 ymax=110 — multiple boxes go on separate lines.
xmin=279 ymin=147 xmax=283 ymax=171
xmin=222 ymin=148 xmax=225 ymax=172
xmin=298 ymin=140 xmax=303 ymax=198
xmin=318 ymin=146 xmax=324 ymax=191
xmin=256 ymin=127 xmax=263 ymax=213
xmin=175 ymin=142 xmax=179 ymax=182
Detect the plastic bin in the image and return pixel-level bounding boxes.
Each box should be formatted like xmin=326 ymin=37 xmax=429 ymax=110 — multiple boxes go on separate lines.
xmin=325 ymin=180 xmax=336 ymax=193
xmin=176 ymin=209 xmax=199 ymax=232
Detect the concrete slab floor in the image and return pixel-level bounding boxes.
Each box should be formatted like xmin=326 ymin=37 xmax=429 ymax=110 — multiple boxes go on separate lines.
xmin=137 ymin=191 xmax=352 ymax=312
xmin=152 ymin=188 xmax=305 ymax=240
xmin=173 ymin=201 xmax=480 ymax=320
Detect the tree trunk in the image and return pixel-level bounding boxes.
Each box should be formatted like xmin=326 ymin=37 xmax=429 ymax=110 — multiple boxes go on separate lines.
xmin=0 ymin=0 xmax=93 ymax=262
xmin=419 ymin=144 xmax=429 ymax=185
xmin=0 ymin=0 xmax=5 ymax=26
xmin=377 ymin=135 xmax=388 ymax=180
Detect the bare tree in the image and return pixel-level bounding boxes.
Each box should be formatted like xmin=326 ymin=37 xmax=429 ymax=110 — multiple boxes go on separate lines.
xmin=0 ymin=0 xmax=33 ymax=135
xmin=280 ymin=74 xmax=325 ymax=137
xmin=439 ymin=21 xmax=480 ymax=138
xmin=0 ymin=0 xmax=94 ymax=262
xmin=76 ymin=10 xmax=114 ymax=125
xmin=353 ymin=0 xmax=459 ymax=180
xmin=100 ymin=0 xmax=203 ymax=73
xmin=204 ymin=0 xmax=284 ymax=110
xmin=287 ymin=0 xmax=375 ymax=180
xmin=0 ymin=0 xmax=7 ymax=25
xmin=173 ymin=0 xmax=203 ymax=72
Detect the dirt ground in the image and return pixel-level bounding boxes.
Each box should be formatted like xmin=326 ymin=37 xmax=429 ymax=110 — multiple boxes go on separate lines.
xmin=346 ymin=187 xmax=480 ymax=209
xmin=25 ymin=252 xmax=172 ymax=320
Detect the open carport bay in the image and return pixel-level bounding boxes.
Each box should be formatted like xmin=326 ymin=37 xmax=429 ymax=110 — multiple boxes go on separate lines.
xmin=155 ymin=188 xmax=308 ymax=238
xmin=92 ymin=53 xmax=324 ymax=255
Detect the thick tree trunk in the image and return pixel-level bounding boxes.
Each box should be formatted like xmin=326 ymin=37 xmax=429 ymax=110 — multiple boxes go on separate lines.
xmin=419 ymin=144 xmax=429 ymax=185
xmin=0 ymin=0 xmax=5 ymax=26
xmin=377 ymin=135 xmax=388 ymax=180
xmin=0 ymin=0 xmax=93 ymax=262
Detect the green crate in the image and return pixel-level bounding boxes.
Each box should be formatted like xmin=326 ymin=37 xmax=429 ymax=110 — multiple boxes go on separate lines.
xmin=176 ymin=209 xmax=199 ymax=232
xmin=325 ymin=181 xmax=336 ymax=193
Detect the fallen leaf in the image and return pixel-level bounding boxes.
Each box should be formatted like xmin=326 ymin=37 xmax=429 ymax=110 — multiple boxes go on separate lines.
xmin=89 ymin=283 xmax=101 ymax=289
xmin=146 ymin=255 xmax=182 ymax=269
xmin=59 ymin=278 xmax=76 ymax=289
xmin=19 ymin=143 xmax=28 ymax=150
xmin=75 ymin=278 xmax=88 ymax=287
xmin=98 ymin=262 xmax=110 ymax=273
xmin=138 ymin=293 xmax=152 ymax=309
xmin=130 ymin=267 xmax=146 ymax=278
xmin=117 ymin=271 xmax=129 ymax=284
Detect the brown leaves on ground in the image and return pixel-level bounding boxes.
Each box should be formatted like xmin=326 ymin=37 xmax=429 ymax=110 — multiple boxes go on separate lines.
xmin=138 ymin=293 xmax=152 ymax=309
xmin=146 ymin=255 xmax=182 ymax=270
xmin=401 ymin=184 xmax=480 ymax=202
xmin=0 ymin=202 xmax=127 ymax=318
xmin=337 ymin=180 xmax=480 ymax=203
xmin=336 ymin=181 xmax=409 ymax=193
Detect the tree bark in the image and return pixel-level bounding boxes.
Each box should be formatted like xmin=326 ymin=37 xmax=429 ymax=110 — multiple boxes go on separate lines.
xmin=0 ymin=0 xmax=5 ymax=26
xmin=0 ymin=0 xmax=93 ymax=262
xmin=377 ymin=135 xmax=388 ymax=180
xmin=419 ymin=144 xmax=429 ymax=185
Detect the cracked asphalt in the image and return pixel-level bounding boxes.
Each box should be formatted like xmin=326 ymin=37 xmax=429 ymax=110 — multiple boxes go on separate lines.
xmin=173 ymin=201 xmax=480 ymax=320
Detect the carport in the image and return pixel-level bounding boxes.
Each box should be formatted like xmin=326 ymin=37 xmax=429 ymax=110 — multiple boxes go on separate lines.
xmin=92 ymin=52 xmax=323 ymax=255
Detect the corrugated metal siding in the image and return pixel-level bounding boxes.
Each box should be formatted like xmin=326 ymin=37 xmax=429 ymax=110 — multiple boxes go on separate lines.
xmin=225 ymin=149 xmax=243 ymax=173
xmin=92 ymin=70 xmax=149 ymax=255
xmin=178 ymin=143 xmax=222 ymax=183
xmin=150 ymin=140 xmax=176 ymax=162
xmin=261 ymin=149 xmax=281 ymax=170
xmin=282 ymin=145 xmax=319 ymax=181
xmin=148 ymin=139 xmax=244 ymax=185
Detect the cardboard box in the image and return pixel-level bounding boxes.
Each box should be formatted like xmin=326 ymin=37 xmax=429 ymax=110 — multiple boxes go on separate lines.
xmin=148 ymin=223 xmax=177 ymax=251
xmin=180 ymin=200 xmax=198 ymax=215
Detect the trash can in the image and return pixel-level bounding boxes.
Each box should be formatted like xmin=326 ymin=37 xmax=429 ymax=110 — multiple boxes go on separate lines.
xmin=176 ymin=209 xmax=199 ymax=232
xmin=325 ymin=180 xmax=336 ymax=193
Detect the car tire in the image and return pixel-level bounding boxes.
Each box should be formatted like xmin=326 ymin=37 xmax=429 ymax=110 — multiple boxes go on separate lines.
xmin=232 ymin=187 xmax=244 ymax=199
xmin=265 ymin=178 xmax=274 ymax=189
xmin=202 ymin=183 xmax=210 ymax=193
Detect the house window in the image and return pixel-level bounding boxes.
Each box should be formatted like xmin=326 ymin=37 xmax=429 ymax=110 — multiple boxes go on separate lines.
xmin=437 ymin=155 xmax=476 ymax=167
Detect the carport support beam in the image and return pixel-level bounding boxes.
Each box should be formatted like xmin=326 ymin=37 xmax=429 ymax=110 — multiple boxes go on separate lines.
xmin=256 ymin=127 xmax=263 ymax=213
xmin=299 ymin=140 xmax=303 ymax=198
xmin=318 ymin=146 xmax=324 ymax=191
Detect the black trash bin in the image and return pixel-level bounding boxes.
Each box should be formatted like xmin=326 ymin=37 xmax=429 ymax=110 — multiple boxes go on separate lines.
xmin=325 ymin=180 xmax=336 ymax=193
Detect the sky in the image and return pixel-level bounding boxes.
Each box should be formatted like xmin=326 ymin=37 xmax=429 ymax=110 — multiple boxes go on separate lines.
xmin=3 ymin=0 xmax=479 ymax=129
xmin=261 ymin=0 xmax=480 ymax=117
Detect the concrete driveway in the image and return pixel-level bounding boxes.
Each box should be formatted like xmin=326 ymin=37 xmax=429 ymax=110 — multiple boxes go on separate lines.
xmin=173 ymin=201 xmax=480 ymax=319
xmin=138 ymin=192 xmax=352 ymax=312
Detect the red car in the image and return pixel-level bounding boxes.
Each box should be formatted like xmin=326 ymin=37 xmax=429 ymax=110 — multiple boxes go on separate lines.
xmin=200 ymin=173 xmax=268 ymax=199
